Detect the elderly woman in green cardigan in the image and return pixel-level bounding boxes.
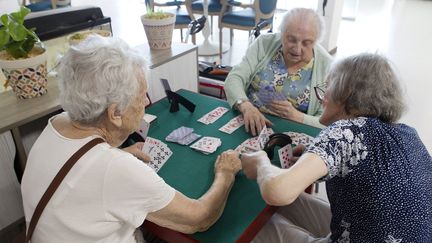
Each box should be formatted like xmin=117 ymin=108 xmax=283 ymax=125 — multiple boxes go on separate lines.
xmin=224 ymin=8 xmax=332 ymax=135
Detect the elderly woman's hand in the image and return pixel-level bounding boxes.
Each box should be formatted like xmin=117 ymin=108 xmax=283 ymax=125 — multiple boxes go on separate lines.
xmin=268 ymin=100 xmax=304 ymax=123
xmin=291 ymin=144 xmax=306 ymax=164
xmin=240 ymin=151 xmax=270 ymax=180
xmin=122 ymin=142 xmax=151 ymax=162
xmin=214 ymin=150 xmax=242 ymax=176
xmin=239 ymin=101 xmax=273 ymax=136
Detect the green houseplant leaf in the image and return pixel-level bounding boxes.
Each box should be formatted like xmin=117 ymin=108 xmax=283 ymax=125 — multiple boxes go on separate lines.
xmin=0 ymin=6 xmax=41 ymax=58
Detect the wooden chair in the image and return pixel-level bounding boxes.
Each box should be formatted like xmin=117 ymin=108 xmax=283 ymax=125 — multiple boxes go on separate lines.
xmin=218 ymin=0 xmax=277 ymax=58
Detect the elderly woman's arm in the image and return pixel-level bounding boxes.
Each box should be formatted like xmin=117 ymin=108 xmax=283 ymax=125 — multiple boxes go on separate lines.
xmin=224 ymin=37 xmax=262 ymax=108
xmin=146 ymin=151 xmax=241 ymax=234
xmin=241 ymin=151 xmax=327 ymax=206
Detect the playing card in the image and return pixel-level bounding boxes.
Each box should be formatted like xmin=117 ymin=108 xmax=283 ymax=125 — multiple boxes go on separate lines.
xmin=219 ymin=115 xmax=244 ymax=134
xmin=143 ymin=113 xmax=157 ymax=123
xmin=177 ymin=132 xmax=201 ymax=145
xmin=142 ymin=137 xmax=162 ymax=154
xmin=239 ymin=127 xmax=274 ymax=152
xmin=283 ymin=131 xmax=314 ymax=147
xmin=198 ymin=107 xmax=229 ymax=125
xmin=257 ymin=125 xmax=270 ymax=149
xmin=142 ymin=137 xmax=173 ymax=172
xmin=166 ymin=126 xmax=194 ymax=142
xmin=256 ymin=88 xmax=287 ymax=105
xmin=190 ymin=136 xmax=221 ymax=154
xmin=278 ymin=144 xmax=293 ymax=169
xmin=136 ymin=119 xmax=150 ymax=140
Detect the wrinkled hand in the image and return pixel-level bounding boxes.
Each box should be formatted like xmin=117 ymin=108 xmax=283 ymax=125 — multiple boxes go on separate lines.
xmin=240 ymin=151 xmax=270 ymax=180
xmin=268 ymin=100 xmax=304 ymax=123
xmin=239 ymin=101 xmax=273 ymax=136
xmin=291 ymin=144 xmax=306 ymax=164
xmin=122 ymin=142 xmax=151 ymax=162
xmin=214 ymin=150 xmax=242 ymax=176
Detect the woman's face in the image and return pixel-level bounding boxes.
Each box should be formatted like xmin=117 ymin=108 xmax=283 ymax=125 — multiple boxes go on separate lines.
xmin=119 ymin=70 xmax=150 ymax=137
xmin=318 ymin=83 xmax=351 ymax=126
xmin=281 ymin=19 xmax=317 ymax=66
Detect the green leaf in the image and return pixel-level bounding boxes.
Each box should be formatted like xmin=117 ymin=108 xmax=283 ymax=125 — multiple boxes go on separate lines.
xmin=10 ymin=7 xmax=30 ymax=24
xmin=8 ymin=22 xmax=27 ymax=41
xmin=6 ymin=41 xmax=27 ymax=58
xmin=0 ymin=27 xmax=11 ymax=47
xmin=1 ymin=14 xmax=9 ymax=26
xmin=21 ymin=36 xmax=36 ymax=54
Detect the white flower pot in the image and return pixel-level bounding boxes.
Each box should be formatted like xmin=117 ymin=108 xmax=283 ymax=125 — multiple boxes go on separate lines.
xmin=0 ymin=49 xmax=48 ymax=99
xmin=141 ymin=13 xmax=176 ymax=50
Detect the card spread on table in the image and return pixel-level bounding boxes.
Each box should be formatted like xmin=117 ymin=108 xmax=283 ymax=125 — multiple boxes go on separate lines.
xmin=256 ymin=89 xmax=287 ymax=106
xmin=219 ymin=115 xmax=244 ymax=134
xmin=278 ymin=144 xmax=294 ymax=169
xmin=142 ymin=137 xmax=173 ymax=172
xmin=190 ymin=136 xmax=222 ymax=154
xmin=283 ymin=131 xmax=314 ymax=147
xmin=235 ymin=127 xmax=274 ymax=153
xmin=165 ymin=126 xmax=201 ymax=145
xmin=136 ymin=119 xmax=150 ymax=140
xmin=198 ymin=106 xmax=229 ymax=125
xmin=143 ymin=113 xmax=157 ymax=123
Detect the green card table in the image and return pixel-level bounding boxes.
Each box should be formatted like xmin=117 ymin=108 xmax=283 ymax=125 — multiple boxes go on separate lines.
xmin=141 ymin=89 xmax=321 ymax=243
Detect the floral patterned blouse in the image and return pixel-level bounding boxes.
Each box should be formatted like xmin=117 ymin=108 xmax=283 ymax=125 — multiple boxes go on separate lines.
xmin=306 ymin=117 xmax=432 ymax=242
xmin=247 ymin=47 xmax=314 ymax=114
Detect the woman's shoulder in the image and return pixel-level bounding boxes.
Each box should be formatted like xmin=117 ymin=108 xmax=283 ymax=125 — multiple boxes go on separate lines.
xmin=255 ymin=33 xmax=282 ymax=47
xmin=313 ymin=44 xmax=333 ymax=64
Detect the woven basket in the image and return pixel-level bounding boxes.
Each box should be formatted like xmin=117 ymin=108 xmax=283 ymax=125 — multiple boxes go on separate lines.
xmin=141 ymin=13 xmax=176 ymax=50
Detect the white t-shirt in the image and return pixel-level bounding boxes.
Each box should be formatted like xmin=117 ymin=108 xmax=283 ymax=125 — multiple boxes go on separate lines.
xmin=21 ymin=114 xmax=175 ymax=243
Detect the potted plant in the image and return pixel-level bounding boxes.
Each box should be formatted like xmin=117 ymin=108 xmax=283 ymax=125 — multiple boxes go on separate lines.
xmin=0 ymin=6 xmax=48 ymax=99
xmin=141 ymin=6 xmax=176 ymax=50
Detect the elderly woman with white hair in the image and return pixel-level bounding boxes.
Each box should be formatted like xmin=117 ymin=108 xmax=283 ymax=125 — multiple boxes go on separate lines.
xmin=21 ymin=35 xmax=241 ymax=243
xmin=241 ymin=53 xmax=432 ymax=242
xmin=224 ymin=8 xmax=333 ymax=135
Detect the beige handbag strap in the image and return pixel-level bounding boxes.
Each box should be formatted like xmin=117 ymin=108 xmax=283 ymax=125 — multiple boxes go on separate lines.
xmin=26 ymin=137 xmax=105 ymax=242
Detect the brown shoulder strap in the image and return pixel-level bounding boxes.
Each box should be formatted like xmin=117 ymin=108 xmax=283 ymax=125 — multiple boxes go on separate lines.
xmin=26 ymin=137 xmax=105 ymax=242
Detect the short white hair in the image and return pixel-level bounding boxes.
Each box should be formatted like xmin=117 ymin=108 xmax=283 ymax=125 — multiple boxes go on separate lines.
xmin=279 ymin=8 xmax=325 ymax=43
xmin=58 ymin=35 xmax=147 ymax=124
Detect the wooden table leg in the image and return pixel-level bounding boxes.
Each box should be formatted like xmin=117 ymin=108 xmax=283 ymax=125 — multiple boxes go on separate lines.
xmin=235 ymin=205 xmax=279 ymax=243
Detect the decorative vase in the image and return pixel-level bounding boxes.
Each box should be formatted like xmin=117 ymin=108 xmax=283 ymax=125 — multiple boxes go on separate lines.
xmin=0 ymin=49 xmax=48 ymax=99
xmin=141 ymin=13 xmax=176 ymax=50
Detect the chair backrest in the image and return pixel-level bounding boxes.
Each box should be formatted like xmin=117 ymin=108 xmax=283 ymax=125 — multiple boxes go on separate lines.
xmin=145 ymin=0 xmax=194 ymax=29
xmin=255 ymin=0 xmax=277 ymax=21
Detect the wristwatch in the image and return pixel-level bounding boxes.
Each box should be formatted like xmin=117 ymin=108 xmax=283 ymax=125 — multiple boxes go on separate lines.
xmin=234 ymin=98 xmax=249 ymax=110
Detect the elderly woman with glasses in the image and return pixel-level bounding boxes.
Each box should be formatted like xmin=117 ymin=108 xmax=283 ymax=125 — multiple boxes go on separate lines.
xmin=224 ymin=8 xmax=333 ymax=136
xmin=241 ymin=53 xmax=432 ymax=242
xmin=21 ymin=36 xmax=241 ymax=243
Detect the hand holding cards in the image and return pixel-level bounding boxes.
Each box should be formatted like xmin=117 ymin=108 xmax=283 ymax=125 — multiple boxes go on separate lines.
xmin=235 ymin=126 xmax=274 ymax=153
xmin=142 ymin=137 xmax=173 ymax=172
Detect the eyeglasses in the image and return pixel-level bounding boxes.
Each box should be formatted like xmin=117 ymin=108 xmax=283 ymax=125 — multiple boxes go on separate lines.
xmin=314 ymin=85 xmax=326 ymax=103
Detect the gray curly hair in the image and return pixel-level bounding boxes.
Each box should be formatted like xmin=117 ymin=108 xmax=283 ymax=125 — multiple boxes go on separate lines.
xmin=58 ymin=35 xmax=147 ymax=124
xmin=326 ymin=53 xmax=406 ymax=123
xmin=279 ymin=8 xmax=325 ymax=43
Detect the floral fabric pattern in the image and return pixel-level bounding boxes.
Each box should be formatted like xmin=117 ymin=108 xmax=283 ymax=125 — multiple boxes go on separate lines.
xmin=306 ymin=117 xmax=432 ymax=242
xmin=247 ymin=47 xmax=314 ymax=114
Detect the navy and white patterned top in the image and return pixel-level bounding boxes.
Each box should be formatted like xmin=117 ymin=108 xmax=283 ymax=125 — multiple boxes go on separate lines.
xmin=306 ymin=117 xmax=432 ymax=242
